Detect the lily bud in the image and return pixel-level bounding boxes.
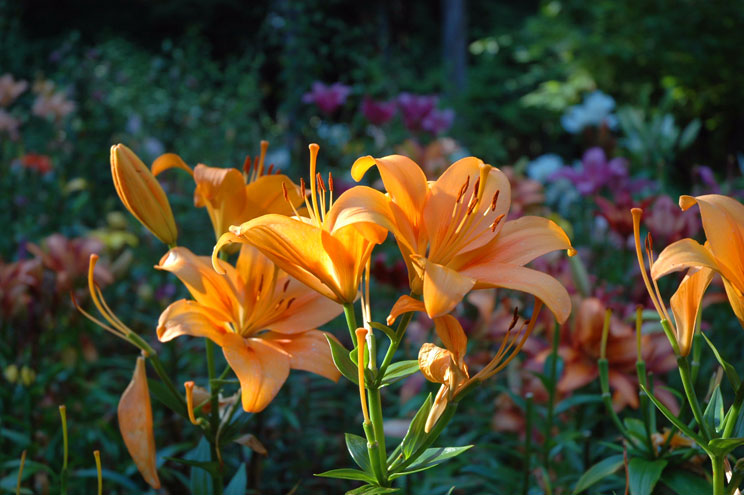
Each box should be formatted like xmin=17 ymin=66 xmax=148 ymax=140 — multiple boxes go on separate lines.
xmin=111 ymin=144 xmax=177 ymax=245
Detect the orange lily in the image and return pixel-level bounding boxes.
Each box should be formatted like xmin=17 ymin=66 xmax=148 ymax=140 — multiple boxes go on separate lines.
xmin=415 ymin=300 xmax=543 ymax=432
xmin=632 ymin=207 xmax=716 ymax=356
xmin=156 ymin=245 xmax=342 ymax=412
xmin=650 ymin=195 xmax=744 ymax=329
xmin=352 ymin=155 xmax=574 ymax=322
xmin=213 ymin=144 xmax=391 ymax=304
xmin=152 ymin=141 xmax=305 ymax=241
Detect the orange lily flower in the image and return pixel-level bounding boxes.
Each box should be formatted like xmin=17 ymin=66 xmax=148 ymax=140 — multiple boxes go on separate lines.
xmin=392 ymin=296 xmax=543 ymax=431
xmin=152 ymin=141 xmax=305 ymax=241
xmin=352 ymin=155 xmax=574 ymax=322
xmin=650 ymin=195 xmax=744 ymax=329
xmin=156 ymin=245 xmax=342 ymax=412
xmin=212 ymin=144 xmax=391 ymax=304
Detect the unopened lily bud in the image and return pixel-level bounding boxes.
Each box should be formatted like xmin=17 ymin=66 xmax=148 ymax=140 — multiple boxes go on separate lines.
xmin=111 ymin=144 xmax=177 ymax=245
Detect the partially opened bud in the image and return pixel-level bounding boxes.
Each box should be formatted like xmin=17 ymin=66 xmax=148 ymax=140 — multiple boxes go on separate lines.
xmin=111 ymin=144 xmax=177 ymax=245
xmin=118 ymin=357 xmax=160 ymax=489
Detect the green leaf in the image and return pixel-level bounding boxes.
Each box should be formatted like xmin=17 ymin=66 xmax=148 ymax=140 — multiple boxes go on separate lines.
xmin=660 ymin=468 xmax=711 ymax=495
xmin=315 ymin=468 xmax=375 ymax=483
xmin=703 ymin=386 xmax=724 ymax=434
xmin=400 ymin=393 xmax=433 ymax=458
xmin=623 ymin=418 xmax=649 ymax=445
xmin=571 ymin=455 xmax=624 ymax=494
xmin=628 ymin=458 xmax=667 ymax=495
xmin=641 ymin=384 xmax=708 ymax=453
xmin=380 ymin=361 xmax=420 ymax=387
xmin=389 ymin=446 xmax=472 ymax=479
xmin=346 ymin=485 xmax=401 ymax=494
xmin=148 ymin=378 xmax=188 ymax=418
xmin=554 ymin=394 xmax=602 ymax=415
xmin=326 ymin=335 xmax=359 ymax=385
xmin=224 ymin=464 xmax=247 ymax=495
xmin=708 ymin=437 xmax=744 ymax=456
xmin=702 ymin=332 xmax=740 ymax=389
xmin=542 ymin=354 xmax=564 ymax=384
xmin=185 ymin=438 xmax=214 ymax=495
xmin=369 ymin=321 xmax=397 ymax=341
xmin=346 ymin=433 xmax=372 ymax=474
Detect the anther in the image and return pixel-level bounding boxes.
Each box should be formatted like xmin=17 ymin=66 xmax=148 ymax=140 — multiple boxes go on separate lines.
xmin=242 ymin=155 xmax=252 ymax=175
xmin=300 ymin=177 xmax=307 ymax=198
xmin=316 ymin=172 xmax=326 ymax=193
xmin=267 ymin=164 xmax=275 ymax=175
xmin=490 ymin=190 xmax=500 ymax=212
xmin=281 ymin=182 xmax=290 ymax=202
xmin=282 ymin=279 xmax=290 ymax=292
xmin=328 ymin=172 xmax=334 ymax=192
xmin=456 ymin=176 xmax=470 ymax=203
xmin=286 ymin=297 xmax=296 ymax=310
xmin=490 ymin=213 xmax=505 ymax=232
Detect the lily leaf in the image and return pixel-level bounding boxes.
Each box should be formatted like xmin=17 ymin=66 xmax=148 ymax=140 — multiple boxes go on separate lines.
xmin=369 ymin=321 xmax=397 ymax=341
xmin=660 ymin=468 xmax=711 ymax=495
xmin=380 ymin=361 xmax=420 ymax=387
xmin=325 ymin=335 xmax=358 ymax=385
xmin=708 ymin=437 xmax=744 ymax=457
xmin=571 ymin=455 xmax=624 ymax=494
xmin=148 ymin=379 xmax=187 ymax=418
xmin=702 ymin=332 xmax=740 ymax=389
xmin=640 ymin=384 xmax=708 ymax=454
xmin=628 ymin=458 xmax=667 ymax=495
xmin=389 ymin=446 xmax=472 ymax=479
xmin=224 ymin=464 xmax=247 ymax=495
xmin=346 ymin=433 xmax=372 ymax=474
xmin=315 ymin=468 xmax=375 ymax=483
xmin=400 ymin=393 xmax=432 ymax=459
xmin=703 ymin=386 xmax=724 ymax=434
xmin=346 ymin=485 xmax=401 ymax=494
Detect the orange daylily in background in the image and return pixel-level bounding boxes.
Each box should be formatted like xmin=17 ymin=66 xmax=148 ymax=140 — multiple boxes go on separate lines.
xmin=650 ymin=194 xmax=744 ymax=329
xmin=213 ymin=144 xmax=392 ymax=304
xmin=118 ymin=357 xmax=160 ymax=489
xmin=157 ymin=245 xmax=342 ymax=412
xmin=111 ymin=144 xmax=178 ymax=245
xmin=152 ymin=141 xmax=305 ymax=241
xmin=352 ymin=154 xmax=574 ymax=321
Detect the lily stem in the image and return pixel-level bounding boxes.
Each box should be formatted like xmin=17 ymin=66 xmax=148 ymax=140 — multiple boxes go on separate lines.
xmin=343 ymin=303 xmax=358 ymax=347
xmin=543 ymin=324 xmax=560 ymax=467
xmin=711 ymin=455 xmax=725 ymax=495
xmin=677 ymin=356 xmax=711 ymax=441
xmin=378 ymin=310 xmax=415 ymax=380
xmin=367 ymin=384 xmax=388 ymax=482
xmin=205 ymin=339 xmax=224 ymax=495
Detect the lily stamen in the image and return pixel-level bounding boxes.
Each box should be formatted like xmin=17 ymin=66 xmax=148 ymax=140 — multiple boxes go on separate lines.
xmin=355 ymin=328 xmax=370 ymax=423
xmin=282 ymin=182 xmax=302 ymax=219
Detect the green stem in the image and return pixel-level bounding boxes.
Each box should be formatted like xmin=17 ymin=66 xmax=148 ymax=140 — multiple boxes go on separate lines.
xmin=677 ymin=356 xmax=711 ymax=441
xmin=522 ymin=394 xmax=534 ymax=495
xmin=126 ymin=333 xmax=186 ymax=412
xmin=722 ymin=383 xmax=744 ymax=439
xmin=59 ymin=405 xmax=68 ymax=495
xmin=599 ymin=359 xmax=636 ymax=446
xmin=205 ymin=340 xmax=224 ymax=495
xmin=394 ymin=404 xmax=458 ymax=472
xmin=343 ymin=303 xmax=358 ymax=347
xmin=367 ymin=386 xmax=388 ymax=480
xmin=712 ymin=455 xmax=725 ymax=495
xmin=378 ymin=310 xmax=415 ymax=379
xmin=543 ymin=325 xmax=560 ymax=466
xmin=636 ymin=361 xmax=655 ymax=456
xmin=363 ymin=420 xmax=386 ymax=485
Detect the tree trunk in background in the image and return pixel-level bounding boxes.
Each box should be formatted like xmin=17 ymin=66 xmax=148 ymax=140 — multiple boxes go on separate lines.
xmin=442 ymin=0 xmax=467 ymax=97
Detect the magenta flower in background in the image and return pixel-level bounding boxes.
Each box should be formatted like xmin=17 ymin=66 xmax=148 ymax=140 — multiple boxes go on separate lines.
xmin=421 ymin=107 xmax=455 ymax=135
xmin=551 ymin=147 xmax=629 ymax=195
xmin=397 ymin=92 xmax=438 ymax=132
xmin=302 ymin=81 xmax=351 ymax=114
xmin=361 ymin=97 xmax=396 ymax=126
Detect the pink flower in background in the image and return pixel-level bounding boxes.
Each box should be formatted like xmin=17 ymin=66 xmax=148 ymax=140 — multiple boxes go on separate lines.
xmin=644 ymin=194 xmax=701 ymax=245
xmin=421 ymin=107 xmax=454 ymax=135
xmin=302 ymin=82 xmax=351 ymax=114
xmin=551 ymin=147 xmax=628 ymax=195
xmin=32 ymin=91 xmax=75 ymax=122
xmin=361 ymin=97 xmax=396 ymax=126
xmin=397 ymin=92 xmax=437 ymax=132
xmin=0 ymin=109 xmax=20 ymax=140
xmin=0 ymin=74 xmax=28 ymax=107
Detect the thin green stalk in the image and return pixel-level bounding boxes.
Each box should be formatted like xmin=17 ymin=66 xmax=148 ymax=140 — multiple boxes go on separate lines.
xmin=363 ymin=420 xmax=386 ymax=485
xmin=205 ymin=339 xmax=224 ymax=495
xmin=344 ymin=303 xmax=358 ymax=347
xmin=599 ymin=359 xmax=636 ymax=446
xmin=59 ymin=405 xmax=68 ymax=495
xmin=378 ymin=310 xmax=415 ymax=379
xmin=677 ymin=356 xmax=711 ymax=441
xmin=522 ymin=394 xmax=534 ymax=495
xmin=722 ymin=383 xmax=744 ymax=439
xmin=712 ymin=455 xmax=725 ymax=495
xmin=543 ymin=325 xmax=560 ymax=466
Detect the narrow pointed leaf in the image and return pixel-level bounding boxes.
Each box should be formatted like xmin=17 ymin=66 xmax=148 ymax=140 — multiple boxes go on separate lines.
xmin=224 ymin=464 xmax=247 ymax=495
xmin=640 ymin=384 xmax=708 ymax=453
xmin=389 ymin=446 xmax=473 ymax=479
xmin=702 ymin=333 xmax=740 ymax=389
xmin=571 ymin=455 xmax=624 ymax=494
xmin=369 ymin=321 xmax=397 ymax=341
xmin=400 ymin=393 xmax=433 ymax=458
xmin=660 ymin=468 xmax=711 ymax=495
xmin=708 ymin=438 xmax=744 ymax=457
xmin=346 ymin=433 xmax=372 ymax=474
xmin=315 ymin=468 xmax=375 ymax=483
xmin=346 ymin=485 xmax=401 ymax=494
xmin=380 ymin=361 xmax=420 ymax=387
xmin=326 ymin=335 xmax=358 ymax=385
xmin=628 ymin=458 xmax=667 ymax=495
xmin=703 ymin=386 xmax=724 ymax=434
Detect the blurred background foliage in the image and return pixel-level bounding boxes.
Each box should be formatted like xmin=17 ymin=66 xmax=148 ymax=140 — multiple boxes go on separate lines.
xmin=2 ymin=0 xmax=744 ymax=493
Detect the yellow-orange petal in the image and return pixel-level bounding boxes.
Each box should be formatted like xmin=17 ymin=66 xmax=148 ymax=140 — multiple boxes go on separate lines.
xmin=462 ymin=263 xmax=571 ymax=324
xmin=118 ymin=357 xmax=160 ymax=489
xmin=243 ymin=174 xmax=304 ymax=216
xmin=433 ymin=314 xmax=468 ymax=362
xmin=222 ymin=335 xmax=291 ymax=412
xmin=722 ymin=277 xmax=744 ymax=328
xmin=325 ymin=185 xmax=393 ymax=244
xmin=418 ymin=343 xmax=453 ymax=384
xmin=680 ymin=194 xmax=744 ymax=292
xmin=266 ymin=330 xmax=341 ymax=382
xmin=425 ymin=384 xmax=451 ymax=433
xmin=193 ymin=164 xmax=248 ymax=238
xmin=670 ymin=267 xmax=714 ymax=356
xmin=156 ymin=247 xmax=238 ymax=321
xmin=151 ymin=152 xmax=194 ymax=177
xmin=263 ymin=277 xmax=343 ymax=334
xmin=650 ymin=238 xmax=720 ymax=280
xmin=351 ymin=155 xmax=428 ymax=230
xmin=421 ymin=259 xmax=476 ymax=318
xmin=157 ymin=299 xmax=228 ymax=345
xmin=387 ymin=295 xmax=426 ymax=326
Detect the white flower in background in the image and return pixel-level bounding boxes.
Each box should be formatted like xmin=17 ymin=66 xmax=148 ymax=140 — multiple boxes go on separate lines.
xmin=561 ymin=90 xmax=617 ymax=134
xmin=527 ymin=153 xmax=563 ymax=183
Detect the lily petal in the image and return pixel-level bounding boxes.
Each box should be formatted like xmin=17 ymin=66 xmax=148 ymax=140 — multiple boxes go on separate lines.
xmin=461 ymin=263 xmax=571 ymax=324
xmin=670 ymin=267 xmax=714 ymax=356
xmin=151 ymin=152 xmax=193 ymax=177
xmin=264 ymin=277 xmax=343 ymax=334
xmin=421 ymin=259 xmax=476 ymax=318
xmin=118 ymin=357 xmax=160 ymax=489
xmin=722 ymin=277 xmax=744 ymax=328
xmin=193 ymin=164 xmax=248 ymax=238
xmin=433 ymin=314 xmax=468 ymax=361
xmin=222 ymin=335 xmax=291 ymax=412
xmin=325 ymin=185 xmax=392 ymax=244
xmin=387 ymin=295 xmax=425 ymax=326
xmin=651 ymin=238 xmax=720 ymax=280
xmin=157 ymin=299 xmax=227 ymax=346
xmin=266 ymin=330 xmax=341 ymax=381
